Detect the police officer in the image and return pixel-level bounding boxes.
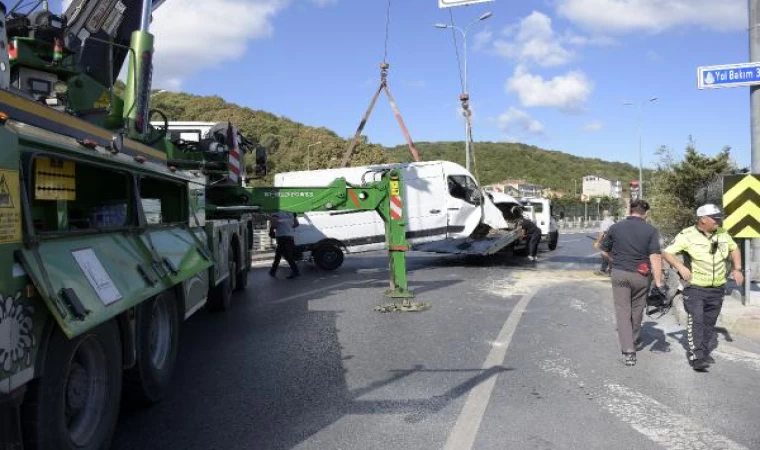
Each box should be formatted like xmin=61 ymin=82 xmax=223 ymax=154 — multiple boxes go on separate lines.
xmin=599 ymin=199 xmax=664 ymax=366
xmin=662 ymin=204 xmax=743 ymax=371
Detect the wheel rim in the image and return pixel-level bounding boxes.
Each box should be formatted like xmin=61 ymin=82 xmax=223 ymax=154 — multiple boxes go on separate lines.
xmin=64 ymin=336 xmax=109 ymax=446
xmin=322 ymin=250 xmax=338 ymax=265
xmin=148 ymin=296 xmax=173 ymax=370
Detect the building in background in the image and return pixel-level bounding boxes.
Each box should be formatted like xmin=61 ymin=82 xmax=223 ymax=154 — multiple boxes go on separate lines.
xmin=489 ymin=179 xmax=545 ymax=197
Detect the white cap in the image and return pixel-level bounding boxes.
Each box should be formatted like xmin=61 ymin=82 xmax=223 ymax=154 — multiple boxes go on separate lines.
xmin=696 ymin=203 xmax=723 ymax=219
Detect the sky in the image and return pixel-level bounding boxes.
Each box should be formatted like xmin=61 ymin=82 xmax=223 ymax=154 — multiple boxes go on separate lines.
xmin=56 ymin=0 xmax=754 ymax=171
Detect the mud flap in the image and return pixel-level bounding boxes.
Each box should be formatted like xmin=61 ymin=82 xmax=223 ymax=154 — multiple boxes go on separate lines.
xmin=0 ymin=390 xmax=23 ymax=450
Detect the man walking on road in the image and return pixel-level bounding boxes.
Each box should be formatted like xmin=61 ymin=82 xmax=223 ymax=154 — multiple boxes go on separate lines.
xmin=662 ymin=204 xmax=743 ymax=372
xmin=594 ymin=210 xmax=616 ymax=276
xmin=599 ymin=200 xmax=664 ymax=366
xmin=269 ymin=211 xmax=301 ymax=279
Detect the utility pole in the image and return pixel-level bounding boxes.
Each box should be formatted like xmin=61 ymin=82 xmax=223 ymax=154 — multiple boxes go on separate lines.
xmin=749 ymin=0 xmax=760 ymax=287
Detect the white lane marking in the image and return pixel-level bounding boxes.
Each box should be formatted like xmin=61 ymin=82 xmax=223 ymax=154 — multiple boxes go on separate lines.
xmin=538 ymin=356 xmax=748 ymax=450
xmin=603 ymin=384 xmax=748 ymax=450
xmin=586 ymin=251 xmax=601 ymax=258
xmin=714 ymin=343 xmax=760 ymax=371
xmin=444 ymin=289 xmax=538 ymax=450
xmin=356 ymin=268 xmax=386 ymax=274
xmin=561 ymin=262 xmax=576 ymax=270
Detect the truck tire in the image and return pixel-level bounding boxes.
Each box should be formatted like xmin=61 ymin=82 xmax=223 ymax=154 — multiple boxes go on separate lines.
xmin=207 ymin=244 xmax=235 ymax=312
xmin=548 ymin=231 xmax=559 ymax=251
xmin=313 ymin=245 xmax=344 ymax=271
xmin=21 ymin=320 xmax=122 ymax=450
xmin=125 ymin=290 xmax=181 ymax=405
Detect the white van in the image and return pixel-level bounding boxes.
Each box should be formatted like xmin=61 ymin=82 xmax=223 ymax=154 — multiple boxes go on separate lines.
xmin=519 ymin=197 xmax=559 ymax=250
xmin=273 ymin=161 xmax=517 ymax=269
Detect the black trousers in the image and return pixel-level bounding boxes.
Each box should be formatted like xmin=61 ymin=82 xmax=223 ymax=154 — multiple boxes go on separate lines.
xmin=271 ymin=236 xmax=299 ymax=274
xmin=682 ymin=286 xmax=724 ymax=360
xmin=527 ymin=232 xmax=541 ymax=257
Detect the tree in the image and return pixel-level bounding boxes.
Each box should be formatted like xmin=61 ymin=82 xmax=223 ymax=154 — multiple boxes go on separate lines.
xmin=647 ymin=137 xmax=735 ymax=240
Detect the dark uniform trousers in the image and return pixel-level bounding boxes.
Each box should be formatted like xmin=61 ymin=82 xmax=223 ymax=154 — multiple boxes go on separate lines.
xmin=271 ymin=236 xmax=299 ymax=274
xmin=682 ymin=286 xmax=724 ymax=360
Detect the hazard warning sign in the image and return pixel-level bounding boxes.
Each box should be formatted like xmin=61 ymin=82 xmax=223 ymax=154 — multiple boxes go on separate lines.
xmin=0 ymin=169 xmax=21 ymax=244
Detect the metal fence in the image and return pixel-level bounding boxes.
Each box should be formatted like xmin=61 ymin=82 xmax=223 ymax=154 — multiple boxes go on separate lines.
xmin=252 ymin=216 xmax=276 ymax=252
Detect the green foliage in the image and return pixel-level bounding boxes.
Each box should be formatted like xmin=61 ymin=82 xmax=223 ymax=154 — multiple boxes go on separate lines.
xmin=647 ymin=138 xmax=736 ymax=240
xmin=551 ymin=195 xmax=625 ymax=219
xmin=150 ymin=92 xmax=390 ymax=185
xmin=146 ymin=91 xmax=647 ymax=192
xmin=387 ymin=141 xmax=642 ymax=193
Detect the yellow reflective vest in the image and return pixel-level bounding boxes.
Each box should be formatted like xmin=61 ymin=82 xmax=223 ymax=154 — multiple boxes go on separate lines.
xmin=664 ymin=226 xmax=738 ymax=288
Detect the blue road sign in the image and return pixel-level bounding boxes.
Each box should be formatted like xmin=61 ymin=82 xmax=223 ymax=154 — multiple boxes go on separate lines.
xmin=698 ymin=62 xmax=760 ymax=89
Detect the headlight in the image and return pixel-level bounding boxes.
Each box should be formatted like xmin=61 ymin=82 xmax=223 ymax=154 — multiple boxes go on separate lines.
xmin=53 ymin=80 xmax=68 ymax=94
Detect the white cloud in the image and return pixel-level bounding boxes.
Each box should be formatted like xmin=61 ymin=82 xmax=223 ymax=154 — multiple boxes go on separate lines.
xmin=472 ymin=30 xmax=494 ymax=51
xmin=150 ymin=0 xmax=290 ymax=90
xmin=310 ymin=0 xmax=338 ymax=6
xmin=583 ymin=120 xmax=603 ymax=132
xmin=492 ymin=12 xmax=574 ymax=67
xmin=497 ymin=107 xmax=545 ymax=137
xmin=506 ymin=65 xmax=593 ymax=113
xmin=556 ymin=0 xmax=746 ymax=34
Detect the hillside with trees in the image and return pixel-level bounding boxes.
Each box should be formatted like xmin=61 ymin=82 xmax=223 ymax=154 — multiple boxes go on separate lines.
xmin=147 ymin=90 xmax=643 ymax=191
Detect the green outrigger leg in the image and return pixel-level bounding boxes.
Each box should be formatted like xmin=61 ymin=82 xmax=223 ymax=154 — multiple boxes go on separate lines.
xmin=375 ymin=170 xmax=430 ymax=312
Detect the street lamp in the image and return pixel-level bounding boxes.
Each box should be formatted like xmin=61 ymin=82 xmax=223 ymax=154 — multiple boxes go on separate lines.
xmin=307 ymin=141 xmax=321 ymax=170
xmin=435 ymin=11 xmax=493 ymax=173
xmin=623 ymin=96 xmax=658 ymax=199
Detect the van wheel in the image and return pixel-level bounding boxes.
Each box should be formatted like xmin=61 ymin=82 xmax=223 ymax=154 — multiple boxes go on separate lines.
xmin=208 ymin=244 xmax=234 ymax=311
xmin=125 ymin=290 xmax=181 ymax=405
xmin=22 ymin=321 xmax=122 ymax=450
xmin=548 ymin=231 xmax=559 ymax=251
xmin=313 ymin=245 xmax=344 ymax=271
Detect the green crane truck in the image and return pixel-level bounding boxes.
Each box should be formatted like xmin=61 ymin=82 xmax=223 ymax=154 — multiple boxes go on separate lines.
xmin=0 ymin=0 xmax=413 ymax=449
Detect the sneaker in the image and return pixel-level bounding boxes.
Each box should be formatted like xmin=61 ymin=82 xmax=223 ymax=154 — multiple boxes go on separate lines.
xmin=704 ymin=355 xmax=715 ymax=364
xmin=594 ymin=270 xmax=607 ymax=276
xmin=268 ymin=270 xmax=276 ymax=277
xmin=623 ymin=352 xmax=636 ymax=366
xmin=690 ymin=358 xmax=709 ymax=371
xmin=286 ymin=272 xmax=300 ymax=279
xmin=527 ymin=256 xmax=535 ymax=261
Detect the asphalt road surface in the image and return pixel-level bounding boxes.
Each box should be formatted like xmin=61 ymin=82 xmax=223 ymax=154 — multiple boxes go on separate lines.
xmin=112 ymin=233 xmax=760 ymax=450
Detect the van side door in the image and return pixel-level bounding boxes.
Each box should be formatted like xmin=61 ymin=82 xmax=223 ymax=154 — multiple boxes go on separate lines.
xmin=446 ymin=175 xmax=483 ymax=238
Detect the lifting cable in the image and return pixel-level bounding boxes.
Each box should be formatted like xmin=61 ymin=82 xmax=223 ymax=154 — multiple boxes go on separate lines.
xmin=339 ymin=0 xmax=421 ymax=168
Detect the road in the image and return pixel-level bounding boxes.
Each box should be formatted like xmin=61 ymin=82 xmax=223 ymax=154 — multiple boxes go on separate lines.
xmin=112 ymin=233 xmax=760 ymax=450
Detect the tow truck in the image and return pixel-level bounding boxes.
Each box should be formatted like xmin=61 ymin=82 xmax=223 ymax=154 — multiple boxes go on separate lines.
xmin=0 ymin=0 xmax=414 ymax=448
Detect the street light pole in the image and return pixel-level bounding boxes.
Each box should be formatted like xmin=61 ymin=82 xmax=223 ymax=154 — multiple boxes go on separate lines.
xmin=623 ymin=97 xmax=658 ymax=199
xmin=307 ymin=141 xmax=321 ymax=170
xmin=435 ymin=12 xmax=493 ymax=173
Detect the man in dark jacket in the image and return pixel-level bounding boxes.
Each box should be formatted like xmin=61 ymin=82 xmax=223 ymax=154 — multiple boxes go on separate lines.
xmin=521 ymin=218 xmax=542 ymax=261
xmin=599 ymin=199 xmax=664 ymax=366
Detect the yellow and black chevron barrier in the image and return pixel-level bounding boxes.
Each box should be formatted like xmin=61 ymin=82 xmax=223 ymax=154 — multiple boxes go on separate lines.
xmin=723 ymin=174 xmax=760 ymax=238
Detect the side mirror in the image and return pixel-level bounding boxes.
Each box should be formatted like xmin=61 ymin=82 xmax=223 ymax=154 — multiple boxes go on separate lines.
xmin=468 ymin=189 xmax=483 ymax=205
